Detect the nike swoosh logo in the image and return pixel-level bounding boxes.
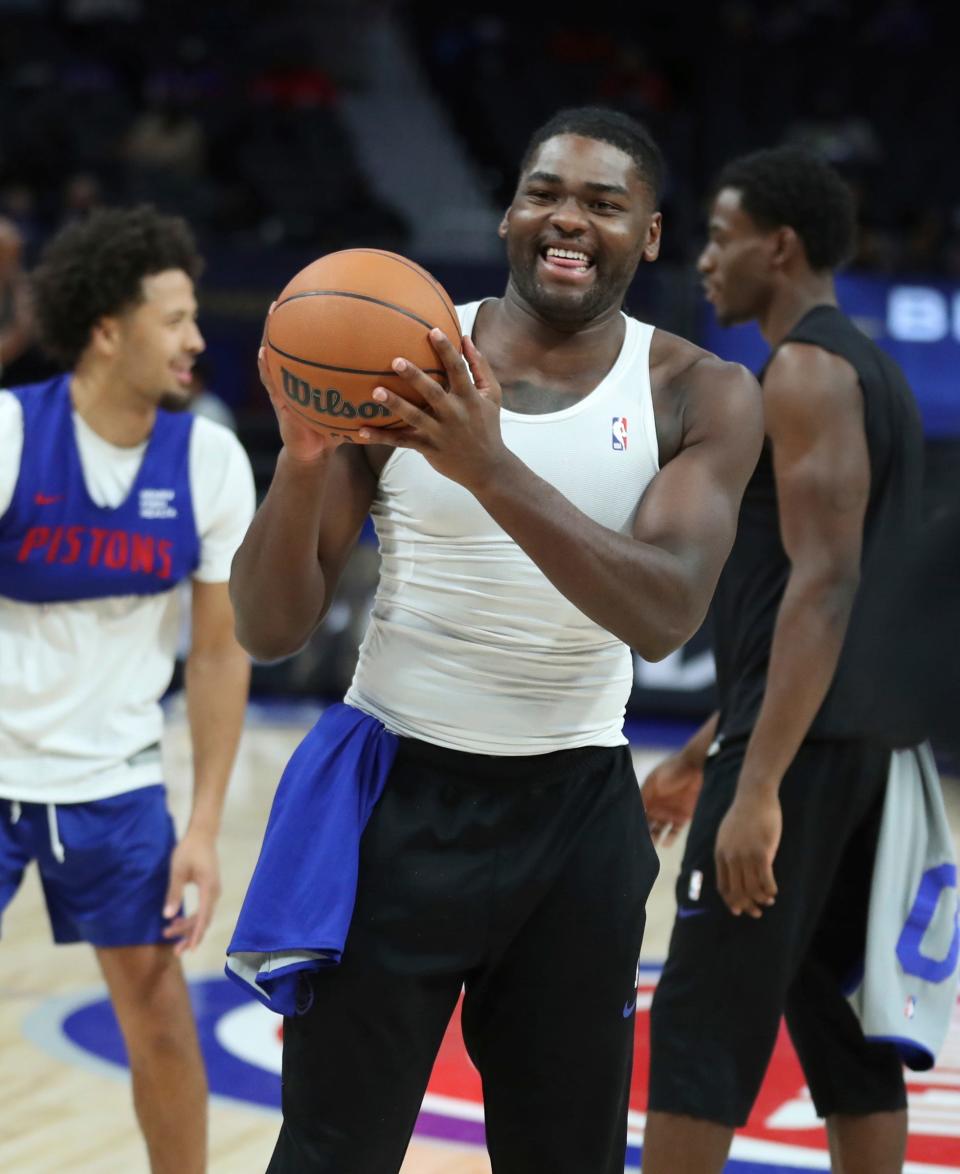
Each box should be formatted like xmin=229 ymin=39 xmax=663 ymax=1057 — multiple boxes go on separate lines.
xmin=622 ymin=999 xmax=637 ymax=1018
xmin=677 ymin=906 xmax=708 ymax=919
xmin=34 ymin=493 xmax=63 ymax=505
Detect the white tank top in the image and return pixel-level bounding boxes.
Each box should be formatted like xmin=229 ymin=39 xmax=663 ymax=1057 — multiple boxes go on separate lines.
xmin=345 ymin=301 xmax=660 ymax=754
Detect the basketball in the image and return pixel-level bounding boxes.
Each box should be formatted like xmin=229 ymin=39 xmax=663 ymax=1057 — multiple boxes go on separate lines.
xmin=264 ymin=248 xmax=462 ymax=436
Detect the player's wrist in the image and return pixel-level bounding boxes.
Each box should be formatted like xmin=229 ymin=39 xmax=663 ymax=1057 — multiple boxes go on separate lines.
xmin=185 ymin=805 xmax=222 ymax=839
xmin=734 ymin=772 xmax=782 ymax=802
xmin=278 ymin=444 xmax=335 ymax=473
xmin=467 ymin=446 xmax=524 ymax=504
xmin=677 ymin=741 xmax=706 ymax=769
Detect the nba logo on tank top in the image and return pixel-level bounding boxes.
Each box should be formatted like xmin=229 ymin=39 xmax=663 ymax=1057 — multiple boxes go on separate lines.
xmin=0 ymin=376 xmax=200 ymax=603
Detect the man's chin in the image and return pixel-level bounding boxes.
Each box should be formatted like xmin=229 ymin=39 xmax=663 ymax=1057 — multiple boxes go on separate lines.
xmin=527 ymin=279 xmax=609 ymax=325
xmin=158 ymin=389 xmax=191 ymax=412
xmin=713 ymin=303 xmax=751 ymax=329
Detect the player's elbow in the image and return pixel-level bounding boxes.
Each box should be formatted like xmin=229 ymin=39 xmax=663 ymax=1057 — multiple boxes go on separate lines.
xmin=821 ymin=570 xmax=861 ymax=627
xmin=233 ymin=611 xmax=308 ymax=664
xmin=631 ymin=599 xmax=704 ymax=663
xmin=229 ymin=567 xmax=319 ymax=662
xmin=634 ymin=634 xmax=675 ymax=663
xmin=232 ymin=618 xmax=275 ymax=662
xmin=790 ymin=563 xmax=862 ymax=635
xmin=800 ymin=560 xmax=861 ymax=609
xmin=634 ymin=622 xmax=694 ymax=663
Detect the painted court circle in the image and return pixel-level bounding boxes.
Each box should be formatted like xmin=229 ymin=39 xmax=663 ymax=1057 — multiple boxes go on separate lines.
xmin=21 ymin=966 xmax=960 ymax=1173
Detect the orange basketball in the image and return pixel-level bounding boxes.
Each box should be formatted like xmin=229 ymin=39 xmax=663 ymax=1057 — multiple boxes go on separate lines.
xmin=264 ymin=248 xmax=462 ymax=437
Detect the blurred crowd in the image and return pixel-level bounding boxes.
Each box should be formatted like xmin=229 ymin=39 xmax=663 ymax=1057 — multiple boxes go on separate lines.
xmin=0 ymin=0 xmax=405 ymax=262
xmin=1 ymin=0 xmax=956 ymax=281
xmin=410 ymin=0 xmax=959 ymax=275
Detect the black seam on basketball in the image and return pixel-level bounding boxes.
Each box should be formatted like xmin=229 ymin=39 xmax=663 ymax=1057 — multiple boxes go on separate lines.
xmin=267 ymin=339 xmax=445 ymax=378
xmin=285 ymin=399 xmax=406 ymax=432
xmin=343 ymin=250 xmax=461 ymax=338
xmin=276 ymin=289 xmax=440 ymax=332
xmin=427 ymin=285 xmax=461 ymax=341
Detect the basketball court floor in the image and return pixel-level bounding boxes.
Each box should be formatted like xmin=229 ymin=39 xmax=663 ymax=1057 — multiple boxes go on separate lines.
xmin=1 ymin=701 xmax=958 ymax=1173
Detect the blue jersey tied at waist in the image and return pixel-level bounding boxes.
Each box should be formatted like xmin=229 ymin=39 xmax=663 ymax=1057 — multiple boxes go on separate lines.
xmin=225 ymin=703 xmax=398 ymax=1016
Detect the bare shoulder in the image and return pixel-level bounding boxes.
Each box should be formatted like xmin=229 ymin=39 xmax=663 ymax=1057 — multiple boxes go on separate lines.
xmin=654 ymin=328 xmax=760 ymax=429
xmin=765 ymin=342 xmax=854 ymax=396
xmin=649 ymin=329 xmax=760 ymax=463
xmin=765 ymin=341 xmax=860 ymax=411
xmin=649 ymin=326 xmax=711 ymax=389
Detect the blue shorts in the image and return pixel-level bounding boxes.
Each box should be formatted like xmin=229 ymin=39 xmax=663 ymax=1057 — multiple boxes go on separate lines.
xmin=0 ymin=785 xmax=176 ymax=948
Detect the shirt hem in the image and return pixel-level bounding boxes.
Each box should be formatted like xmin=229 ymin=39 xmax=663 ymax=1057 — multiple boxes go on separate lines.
xmin=0 ymin=764 xmax=166 ymax=804
xmin=344 ymin=693 xmax=628 ymax=756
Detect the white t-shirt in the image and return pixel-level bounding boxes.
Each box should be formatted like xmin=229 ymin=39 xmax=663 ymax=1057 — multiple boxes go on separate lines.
xmin=0 ymin=390 xmax=256 ymax=802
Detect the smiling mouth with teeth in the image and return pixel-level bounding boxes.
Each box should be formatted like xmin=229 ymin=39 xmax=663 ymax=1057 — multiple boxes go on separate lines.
xmin=542 ymin=246 xmax=593 ymax=272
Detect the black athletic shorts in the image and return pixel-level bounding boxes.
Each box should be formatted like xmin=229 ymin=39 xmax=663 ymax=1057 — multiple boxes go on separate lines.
xmin=268 ymin=737 xmax=659 ymax=1174
xmin=648 ymin=735 xmax=907 ymax=1127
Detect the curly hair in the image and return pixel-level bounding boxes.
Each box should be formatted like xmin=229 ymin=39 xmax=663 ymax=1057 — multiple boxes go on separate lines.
xmin=713 ymin=146 xmax=856 ymax=271
xmin=520 ymin=106 xmax=664 ymax=203
xmin=32 ymin=205 xmax=203 ymax=368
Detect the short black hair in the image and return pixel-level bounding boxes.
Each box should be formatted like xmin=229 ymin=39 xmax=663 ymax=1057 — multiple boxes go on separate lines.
xmin=33 ymin=205 xmax=203 ymax=368
xmin=519 ymin=106 xmax=664 ymax=203
xmin=713 ymin=146 xmax=857 ymax=271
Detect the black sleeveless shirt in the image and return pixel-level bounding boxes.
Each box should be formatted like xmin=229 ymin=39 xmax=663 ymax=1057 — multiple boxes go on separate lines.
xmin=711 ymin=304 xmax=924 ymax=743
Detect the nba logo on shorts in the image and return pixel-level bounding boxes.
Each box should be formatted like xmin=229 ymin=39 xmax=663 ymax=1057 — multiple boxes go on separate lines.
xmin=612 ymin=417 xmax=628 ymax=451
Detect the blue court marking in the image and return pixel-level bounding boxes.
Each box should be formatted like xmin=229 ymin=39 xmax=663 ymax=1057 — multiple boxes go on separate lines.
xmin=44 ymin=967 xmax=830 ymax=1173
xmin=60 ymin=977 xmax=282 ymax=1111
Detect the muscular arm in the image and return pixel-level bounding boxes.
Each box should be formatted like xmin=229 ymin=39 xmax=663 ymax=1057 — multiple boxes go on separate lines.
xmin=229 ymin=444 xmax=377 ymax=661
xmin=736 ymin=343 xmax=869 ymax=796
xmin=473 ymin=357 xmax=762 ymax=660
xmin=364 ymin=338 xmax=761 ymax=661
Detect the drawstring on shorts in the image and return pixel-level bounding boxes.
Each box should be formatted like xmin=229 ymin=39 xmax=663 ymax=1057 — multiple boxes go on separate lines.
xmin=46 ymin=804 xmax=66 ymax=864
xmin=6 ymin=799 xmax=67 ymax=863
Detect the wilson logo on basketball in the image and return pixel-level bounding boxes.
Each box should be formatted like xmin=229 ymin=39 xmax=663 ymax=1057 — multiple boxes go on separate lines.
xmin=281 ymin=366 xmax=391 ymax=421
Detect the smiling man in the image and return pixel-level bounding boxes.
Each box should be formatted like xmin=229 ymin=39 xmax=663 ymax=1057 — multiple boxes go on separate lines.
xmin=229 ymin=106 xmax=762 ymax=1174
xmin=0 ymin=206 xmax=254 ymax=1174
